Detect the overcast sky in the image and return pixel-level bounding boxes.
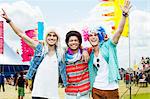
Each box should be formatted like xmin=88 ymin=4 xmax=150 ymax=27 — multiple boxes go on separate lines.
xmin=0 ymin=0 xmax=149 ymax=69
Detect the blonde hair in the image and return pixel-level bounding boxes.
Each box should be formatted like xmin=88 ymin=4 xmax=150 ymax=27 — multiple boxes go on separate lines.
xmin=44 ymin=27 xmax=64 ymax=58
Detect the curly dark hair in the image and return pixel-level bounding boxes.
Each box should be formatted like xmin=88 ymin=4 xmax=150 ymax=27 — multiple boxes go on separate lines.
xmin=65 ymin=31 xmax=82 ymax=47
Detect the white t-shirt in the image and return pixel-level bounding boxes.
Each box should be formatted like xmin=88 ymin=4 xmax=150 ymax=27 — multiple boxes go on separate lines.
xmin=93 ymin=51 xmax=118 ymax=90
xmin=32 ymin=54 xmax=59 ymax=99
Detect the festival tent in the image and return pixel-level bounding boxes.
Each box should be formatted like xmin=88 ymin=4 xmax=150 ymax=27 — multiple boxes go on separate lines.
xmin=0 ymin=42 xmax=29 ymax=77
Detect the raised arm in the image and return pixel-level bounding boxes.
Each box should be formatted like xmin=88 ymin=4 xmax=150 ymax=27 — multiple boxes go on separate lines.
xmin=1 ymin=9 xmax=38 ymax=49
xmin=112 ymin=0 xmax=132 ymax=44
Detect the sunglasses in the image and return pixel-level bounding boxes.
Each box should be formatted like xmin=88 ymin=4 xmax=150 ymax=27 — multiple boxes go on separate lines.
xmin=97 ymin=58 xmax=100 ymax=67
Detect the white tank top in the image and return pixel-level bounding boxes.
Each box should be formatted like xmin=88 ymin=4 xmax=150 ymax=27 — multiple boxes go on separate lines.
xmin=32 ymin=54 xmax=59 ymax=99
xmin=93 ymin=51 xmax=118 ymax=90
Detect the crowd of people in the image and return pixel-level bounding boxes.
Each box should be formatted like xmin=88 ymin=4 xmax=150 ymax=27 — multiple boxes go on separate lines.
xmin=0 ymin=0 xmax=141 ymax=99
xmin=124 ymin=71 xmax=149 ymax=87
xmin=118 ymin=56 xmax=150 ymax=88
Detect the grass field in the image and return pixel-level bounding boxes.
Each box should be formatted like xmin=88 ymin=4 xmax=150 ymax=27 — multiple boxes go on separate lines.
xmin=0 ymin=80 xmax=149 ymax=99
xmin=123 ymin=93 xmax=150 ymax=99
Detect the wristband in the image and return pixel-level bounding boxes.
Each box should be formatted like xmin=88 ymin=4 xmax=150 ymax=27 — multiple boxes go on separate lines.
xmin=122 ymin=11 xmax=128 ymax=17
xmin=6 ymin=19 xmax=11 ymax=23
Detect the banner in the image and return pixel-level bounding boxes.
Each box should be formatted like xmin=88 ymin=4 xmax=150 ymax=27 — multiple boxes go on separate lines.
xmin=99 ymin=0 xmax=129 ymax=37
xmin=38 ymin=22 xmax=44 ymax=40
xmin=21 ymin=29 xmax=37 ymax=62
xmin=114 ymin=0 xmax=129 ymax=37
xmin=0 ymin=21 xmax=4 ymax=54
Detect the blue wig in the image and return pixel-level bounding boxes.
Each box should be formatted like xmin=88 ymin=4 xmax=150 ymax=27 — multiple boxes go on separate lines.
xmin=97 ymin=26 xmax=106 ymax=42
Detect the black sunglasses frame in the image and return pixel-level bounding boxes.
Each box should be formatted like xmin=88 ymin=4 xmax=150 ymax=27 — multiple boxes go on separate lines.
xmin=97 ymin=58 xmax=100 ymax=68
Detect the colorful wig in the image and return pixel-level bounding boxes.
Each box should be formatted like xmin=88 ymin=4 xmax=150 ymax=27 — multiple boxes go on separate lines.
xmin=82 ymin=26 xmax=108 ymax=42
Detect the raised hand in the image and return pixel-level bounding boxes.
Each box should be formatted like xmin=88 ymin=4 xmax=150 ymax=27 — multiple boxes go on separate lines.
xmin=120 ymin=0 xmax=132 ymax=14
xmin=0 ymin=8 xmax=38 ymax=49
xmin=0 ymin=9 xmax=9 ymax=20
xmin=112 ymin=0 xmax=132 ymax=44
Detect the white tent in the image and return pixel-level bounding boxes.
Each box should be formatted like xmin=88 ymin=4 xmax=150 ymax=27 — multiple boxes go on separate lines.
xmin=0 ymin=42 xmax=29 ymax=65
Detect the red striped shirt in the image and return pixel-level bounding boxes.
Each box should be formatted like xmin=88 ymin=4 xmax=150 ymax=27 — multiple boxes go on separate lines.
xmin=65 ymin=61 xmax=90 ymax=96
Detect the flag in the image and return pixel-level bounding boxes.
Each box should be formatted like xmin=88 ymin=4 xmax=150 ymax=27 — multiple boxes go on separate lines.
xmin=38 ymin=22 xmax=44 ymax=40
xmin=21 ymin=29 xmax=37 ymax=62
xmin=98 ymin=0 xmax=115 ymax=32
xmin=99 ymin=0 xmax=129 ymax=37
xmin=114 ymin=0 xmax=129 ymax=37
xmin=0 ymin=21 xmax=4 ymax=54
